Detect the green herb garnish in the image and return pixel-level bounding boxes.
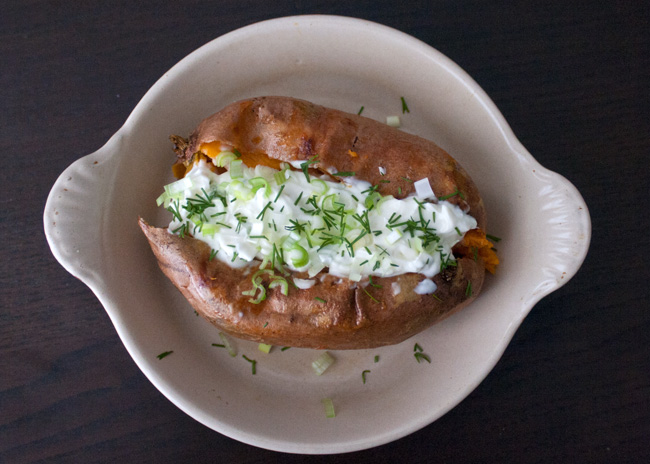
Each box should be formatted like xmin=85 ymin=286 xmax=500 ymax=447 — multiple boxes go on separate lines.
xmin=439 ymin=188 xmax=465 ymax=201
xmin=401 ymin=96 xmax=410 ymax=114
xmin=486 ymin=234 xmax=502 ymax=242
xmin=300 ymin=155 xmax=319 ymax=183
xmin=242 ymin=355 xmax=257 ymax=374
xmin=156 ymin=351 xmax=173 ymax=360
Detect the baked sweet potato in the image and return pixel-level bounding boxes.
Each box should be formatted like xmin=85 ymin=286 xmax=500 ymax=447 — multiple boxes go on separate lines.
xmin=140 ymin=96 xmax=497 ymax=349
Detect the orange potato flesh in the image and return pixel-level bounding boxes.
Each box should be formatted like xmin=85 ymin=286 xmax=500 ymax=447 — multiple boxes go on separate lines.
xmin=454 ymin=229 xmax=500 ymax=274
xmin=199 ymin=141 xmax=283 ymax=170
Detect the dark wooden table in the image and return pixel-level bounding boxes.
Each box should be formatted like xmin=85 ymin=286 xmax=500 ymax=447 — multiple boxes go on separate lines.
xmin=2 ymin=1 xmax=648 ymax=462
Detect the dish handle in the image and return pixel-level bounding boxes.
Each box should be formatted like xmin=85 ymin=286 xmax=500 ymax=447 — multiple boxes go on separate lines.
xmin=524 ymin=165 xmax=592 ymax=304
xmin=44 ymin=131 xmax=124 ymax=290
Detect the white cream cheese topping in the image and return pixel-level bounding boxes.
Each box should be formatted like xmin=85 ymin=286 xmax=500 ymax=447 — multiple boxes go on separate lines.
xmin=159 ymin=158 xmax=477 ymax=281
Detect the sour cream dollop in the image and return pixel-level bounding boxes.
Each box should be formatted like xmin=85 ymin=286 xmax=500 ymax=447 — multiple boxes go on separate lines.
xmin=159 ymin=158 xmax=476 ymax=281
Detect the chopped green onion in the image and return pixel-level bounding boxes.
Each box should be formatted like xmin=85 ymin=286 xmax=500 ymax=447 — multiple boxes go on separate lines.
xmin=229 ymin=159 xmax=243 ymax=178
xmin=386 ymin=115 xmax=400 ymax=127
xmin=269 ymin=277 xmax=289 ymax=296
xmin=286 ymin=243 xmax=309 ymax=268
xmin=249 ymin=177 xmax=271 ymax=197
xmin=258 ymin=343 xmax=273 ymax=353
xmin=213 ymin=151 xmax=237 ymax=167
xmin=219 ymin=332 xmax=237 ymax=357
xmin=311 ymin=178 xmax=329 ymax=195
xmin=312 ymin=351 xmax=335 ymax=376
xmin=321 ymin=398 xmax=336 ymax=418
xmin=274 ymin=169 xmax=287 ymax=185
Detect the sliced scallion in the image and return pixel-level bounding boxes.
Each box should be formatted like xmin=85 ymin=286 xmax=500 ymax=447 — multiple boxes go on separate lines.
xmin=321 ymin=398 xmax=336 ymax=418
xmin=312 ymin=351 xmax=335 ymax=376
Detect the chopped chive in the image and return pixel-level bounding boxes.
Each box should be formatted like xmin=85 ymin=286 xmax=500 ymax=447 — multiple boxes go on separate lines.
xmin=294 ymin=191 xmax=303 ymax=205
xmin=400 ymin=176 xmax=413 ymax=183
xmin=465 ymin=281 xmax=472 ymax=296
xmin=401 ymin=96 xmax=410 ymax=114
xmin=362 ymin=369 xmax=371 ymax=384
xmin=374 ymin=355 xmax=379 ymax=363
xmin=363 ymin=286 xmax=380 ymax=303
xmin=486 ymin=234 xmax=502 ymax=242
xmin=333 ymin=171 xmax=356 ymax=177
xmin=232 ymin=148 xmax=242 ymax=157
xmin=358 ymin=106 xmax=364 ymax=115
xmin=455 ymin=227 xmax=462 ymax=236
xmin=439 ymin=188 xmax=465 ymax=200
xmin=256 ymin=201 xmax=274 ymax=220
xmin=281 ymin=346 xmax=291 ymax=351
xmin=211 ymin=343 xmax=225 ymax=348
xmin=209 ymin=249 xmax=218 ymax=261
xmin=414 ymin=343 xmax=423 ymax=352
xmin=242 ymin=355 xmax=257 ymax=374
xmin=414 ymin=352 xmax=431 ymax=363
xmin=314 ymin=297 xmax=327 ymax=304
xmin=273 ymin=184 xmax=285 ymax=202
xmin=156 ymin=351 xmax=173 ymax=360
xmin=300 ymin=155 xmax=319 ymax=183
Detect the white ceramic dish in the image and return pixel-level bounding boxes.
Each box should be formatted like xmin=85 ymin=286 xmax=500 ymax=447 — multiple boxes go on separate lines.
xmin=44 ymin=16 xmax=590 ymax=454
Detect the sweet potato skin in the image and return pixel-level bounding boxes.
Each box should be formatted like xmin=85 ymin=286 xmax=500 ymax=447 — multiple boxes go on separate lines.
xmin=185 ymin=96 xmax=486 ymax=230
xmin=140 ymin=219 xmax=484 ymax=349
xmin=141 ymin=97 xmax=488 ymax=349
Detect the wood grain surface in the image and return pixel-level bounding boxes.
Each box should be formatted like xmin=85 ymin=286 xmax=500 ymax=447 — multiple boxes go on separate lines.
xmin=2 ymin=1 xmax=648 ymax=462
